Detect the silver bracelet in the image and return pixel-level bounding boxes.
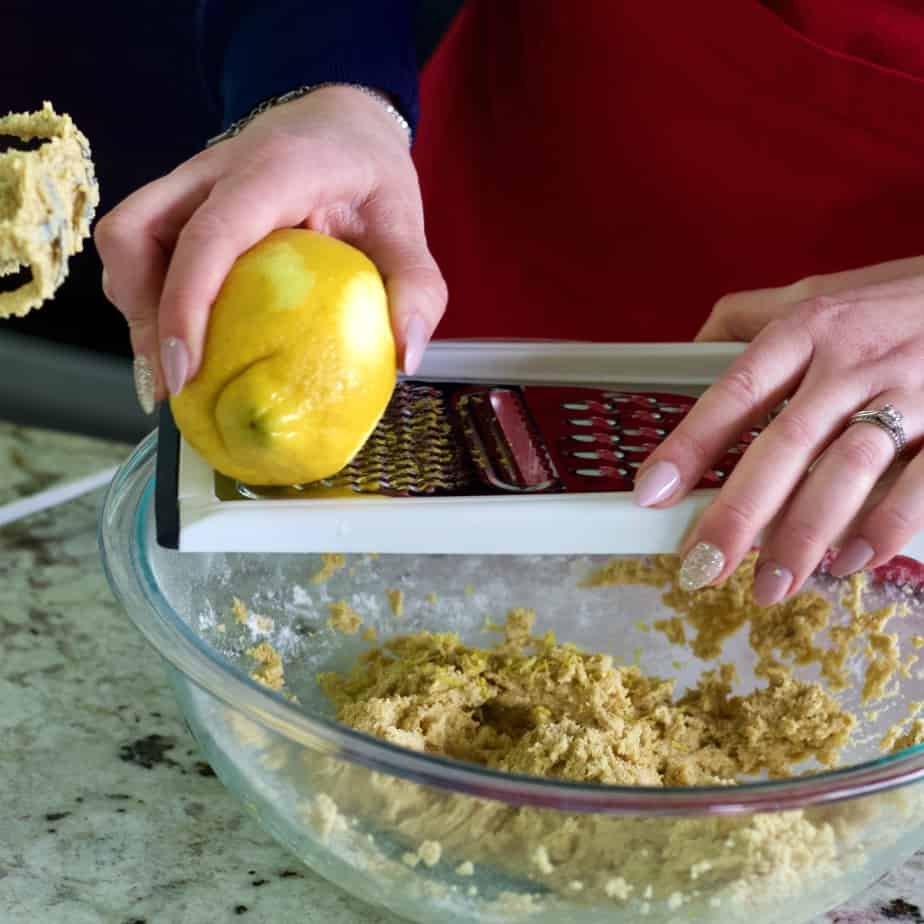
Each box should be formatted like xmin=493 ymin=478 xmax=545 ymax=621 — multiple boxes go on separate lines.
xmin=206 ymin=82 xmax=412 ymax=148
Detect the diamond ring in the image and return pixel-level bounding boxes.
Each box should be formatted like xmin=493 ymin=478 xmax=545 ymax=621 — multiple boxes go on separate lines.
xmin=847 ymin=403 xmax=907 ymax=456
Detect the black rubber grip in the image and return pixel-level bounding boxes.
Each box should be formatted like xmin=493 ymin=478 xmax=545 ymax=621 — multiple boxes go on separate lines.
xmin=154 ymin=403 xmax=181 ymax=549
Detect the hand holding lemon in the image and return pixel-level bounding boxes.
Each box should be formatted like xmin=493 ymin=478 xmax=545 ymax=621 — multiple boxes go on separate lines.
xmin=95 ymin=86 xmax=446 ymax=418
xmin=170 ymin=229 xmax=397 ymax=486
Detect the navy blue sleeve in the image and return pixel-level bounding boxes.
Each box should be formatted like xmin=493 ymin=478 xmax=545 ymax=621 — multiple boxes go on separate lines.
xmin=196 ymin=1 xmax=419 ymax=134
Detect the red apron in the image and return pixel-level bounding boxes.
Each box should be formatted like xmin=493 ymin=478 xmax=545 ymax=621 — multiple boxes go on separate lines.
xmin=413 ymin=1 xmax=924 ymax=342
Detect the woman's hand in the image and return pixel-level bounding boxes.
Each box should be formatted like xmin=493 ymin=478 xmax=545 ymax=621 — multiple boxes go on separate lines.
xmin=633 ymin=256 xmax=924 ymax=604
xmin=95 ymin=86 xmax=446 ymax=411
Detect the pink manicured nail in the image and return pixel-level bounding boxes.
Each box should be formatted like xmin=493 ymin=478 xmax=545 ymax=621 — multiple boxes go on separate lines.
xmin=752 ymin=561 xmax=793 ymax=607
xmin=402 ymin=316 xmax=429 ymax=376
xmin=160 ymin=336 xmax=190 ymax=396
xmin=829 ymin=538 xmax=875 ymax=578
xmin=633 ymin=461 xmax=681 ymax=507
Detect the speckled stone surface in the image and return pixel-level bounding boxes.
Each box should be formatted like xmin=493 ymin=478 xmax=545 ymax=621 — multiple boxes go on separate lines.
xmin=1 ymin=419 xmax=924 ymax=924
xmin=0 ymin=422 xmax=402 ymax=924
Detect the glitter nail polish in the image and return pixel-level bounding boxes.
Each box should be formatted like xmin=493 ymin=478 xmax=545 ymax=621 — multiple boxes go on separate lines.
xmin=678 ymin=541 xmax=726 ymax=592
xmin=133 ymin=355 xmax=156 ymax=415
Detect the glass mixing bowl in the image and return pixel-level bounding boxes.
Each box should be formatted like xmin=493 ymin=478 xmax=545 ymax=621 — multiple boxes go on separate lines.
xmin=100 ymin=433 xmax=924 ymax=924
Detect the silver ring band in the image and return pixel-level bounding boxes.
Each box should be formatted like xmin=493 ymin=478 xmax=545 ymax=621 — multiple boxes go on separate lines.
xmin=847 ymin=403 xmax=907 ymax=455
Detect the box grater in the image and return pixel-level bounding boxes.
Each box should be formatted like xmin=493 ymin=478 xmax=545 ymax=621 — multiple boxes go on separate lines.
xmin=155 ymin=341 xmax=924 ymax=558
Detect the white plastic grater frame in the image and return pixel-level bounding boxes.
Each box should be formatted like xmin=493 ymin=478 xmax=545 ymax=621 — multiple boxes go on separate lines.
xmin=167 ymin=341 xmax=924 ymax=558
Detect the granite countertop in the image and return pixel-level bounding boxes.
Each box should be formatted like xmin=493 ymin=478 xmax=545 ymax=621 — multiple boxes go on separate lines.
xmin=2 ymin=420 xmax=924 ymax=924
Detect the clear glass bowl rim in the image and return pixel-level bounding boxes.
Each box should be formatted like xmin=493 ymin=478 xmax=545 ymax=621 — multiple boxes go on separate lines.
xmin=99 ymin=432 xmax=924 ymax=817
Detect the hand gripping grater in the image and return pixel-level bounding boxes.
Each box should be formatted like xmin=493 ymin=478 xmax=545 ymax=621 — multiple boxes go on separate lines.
xmin=154 ymin=341 xmax=924 ymax=559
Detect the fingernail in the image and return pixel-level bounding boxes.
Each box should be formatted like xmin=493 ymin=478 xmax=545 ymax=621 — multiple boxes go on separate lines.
xmin=752 ymin=560 xmax=794 ymax=607
xmin=678 ymin=541 xmax=726 ymax=592
xmin=633 ymin=461 xmax=681 ymax=507
xmin=829 ymin=538 xmax=875 ymax=578
xmin=133 ymin=355 xmax=156 ymax=415
xmin=402 ymin=315 xmax=429 ymax=376
xmin=160 ymin=336 xmax=190 ymax=396
xmin=101 ymin=268 xmax=114 ymax=304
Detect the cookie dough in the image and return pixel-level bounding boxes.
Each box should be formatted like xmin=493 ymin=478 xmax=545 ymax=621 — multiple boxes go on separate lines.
xmin=246 ymin=640 xmax=285 ymax=691
xmin=0 ymin=102 xmax=98 ymax=317
xmin=319 ymin=606 xmax=853 ymax=786
xmin=386 ymin=588 xmax=405 ymax=618
xmin=327 ymin=600 xmax=363 ymax=635
xmin=312 ymin=553 xmax=346 ymax=584
xmin=586 ymin=553 xmax=908 ymax=701
xmin=231 ymin=597 xmax=249 ymax=624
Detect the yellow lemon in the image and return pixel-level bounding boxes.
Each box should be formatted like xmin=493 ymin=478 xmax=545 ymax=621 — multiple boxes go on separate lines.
xmin=171 ymin=228 xmax=396 ymax=485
